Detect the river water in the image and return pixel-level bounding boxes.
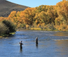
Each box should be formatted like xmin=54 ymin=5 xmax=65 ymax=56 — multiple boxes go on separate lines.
xmin=0 ymin=30 xmax=68 ymax=57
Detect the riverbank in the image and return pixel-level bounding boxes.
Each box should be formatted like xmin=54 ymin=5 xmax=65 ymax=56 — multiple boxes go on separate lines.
xmin=0 ymin=27 xmax=67 ymax=38
xmin=16 ymin=27 xmax=61 ymax=31
xmin=0 ymin=32 xmax=15 ymax=38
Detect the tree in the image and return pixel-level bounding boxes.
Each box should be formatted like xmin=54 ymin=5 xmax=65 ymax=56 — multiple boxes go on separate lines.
xmin=19 ymin=8 xmax=36 ymax=25
xmin=0 ymin=23 xmax=8 ymax=35
xmin=63 ymin=0 xmax=68 ymax=1
xmin=2 ymin=20 xmax=16 ymax=34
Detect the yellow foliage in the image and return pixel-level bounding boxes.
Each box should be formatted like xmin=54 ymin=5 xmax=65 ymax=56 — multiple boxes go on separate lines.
xmin=30 ymin=28 xmax=41 ymax=30
xmin=0 ymin=1 xmax=68 ymax=31
xmin=26 ymin=25 xmax=29 ymax=28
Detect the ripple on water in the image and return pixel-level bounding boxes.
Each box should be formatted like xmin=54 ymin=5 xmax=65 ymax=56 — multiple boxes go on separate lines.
xmin=0 ymin=31 xmax=68 ymax=57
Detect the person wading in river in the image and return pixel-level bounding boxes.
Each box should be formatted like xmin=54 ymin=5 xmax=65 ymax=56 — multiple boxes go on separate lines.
xmin=36 ymin=37 xmax=38 ymax=44
xmin=19 ymin=41 xmax=23 ymax=49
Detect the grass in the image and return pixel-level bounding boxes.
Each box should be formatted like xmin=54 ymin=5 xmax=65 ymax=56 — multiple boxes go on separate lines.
xmin=30 ymin=28 xmax=42 ymax=30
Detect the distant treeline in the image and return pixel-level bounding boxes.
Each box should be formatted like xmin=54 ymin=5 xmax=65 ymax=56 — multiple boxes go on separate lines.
xmin=0 ymin=0 xmax=68 ymax=31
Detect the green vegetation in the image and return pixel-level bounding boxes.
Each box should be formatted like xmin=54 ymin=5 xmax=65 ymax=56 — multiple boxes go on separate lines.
xmin=0 ymin=20 xmax=16 ymax=37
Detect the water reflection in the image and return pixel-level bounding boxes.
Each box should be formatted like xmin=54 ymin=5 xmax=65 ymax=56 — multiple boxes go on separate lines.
xmin=56 ymin=40 xmax=68 ymax=56
xmin=54 ymin=32 xmax=68 ymax=36
xmin=0 ymin=31 xmax=68 ymax=57
xmin=20 ymin=48 xmax=22 ymax=53
xmin=36 ymin=44 xmax=38 ymax=48
xmin=56 ymin=40 xmax=68 ymax=47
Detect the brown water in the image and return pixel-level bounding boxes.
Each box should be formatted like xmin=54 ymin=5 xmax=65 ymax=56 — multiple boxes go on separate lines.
xmin=0 ymin=31 xmax=68 ymax=57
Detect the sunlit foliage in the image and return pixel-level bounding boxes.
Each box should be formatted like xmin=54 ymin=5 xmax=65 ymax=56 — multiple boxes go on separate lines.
xmin=0 ymin=0 xmax=68 ymax=31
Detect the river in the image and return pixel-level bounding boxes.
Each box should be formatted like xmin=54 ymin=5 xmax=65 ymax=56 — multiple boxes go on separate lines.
xmin=0 ymin=30 xmax=68 ymax=57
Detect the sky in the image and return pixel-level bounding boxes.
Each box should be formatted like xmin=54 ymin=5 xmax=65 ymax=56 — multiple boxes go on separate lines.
xmin=7 ymin=0 xmax=62 ymax=7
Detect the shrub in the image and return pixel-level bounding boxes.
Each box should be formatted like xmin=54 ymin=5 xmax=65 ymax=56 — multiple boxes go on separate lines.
xmin=45 ymin=24 xmax=56 ymax=31
xmin=2 ymin=20 xmax=16 ymax=34
xmin=0 ymin=22 xmax=8 ymax=35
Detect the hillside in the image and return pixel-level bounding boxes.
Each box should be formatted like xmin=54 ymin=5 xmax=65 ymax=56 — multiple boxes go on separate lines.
xmin=0 ymin=0 xmax=28 ymax=17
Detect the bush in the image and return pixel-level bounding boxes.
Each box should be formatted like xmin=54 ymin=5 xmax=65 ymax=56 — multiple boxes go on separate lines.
xmin=45 ymin=24 xmax=56 ymax=31
xmin=0 ymin=23 xmax=8 ymax=36
xmin=2 ymin=20 xmax=16 ymax=34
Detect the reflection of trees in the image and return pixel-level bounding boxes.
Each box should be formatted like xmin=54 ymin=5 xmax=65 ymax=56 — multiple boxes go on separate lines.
xmin=54 ymin=32 xmax=68 ymax=36
xmin=56 ymin=40 xmax=68 ymax=55
xmin=56 ymin=40 xmax=68 ymax=47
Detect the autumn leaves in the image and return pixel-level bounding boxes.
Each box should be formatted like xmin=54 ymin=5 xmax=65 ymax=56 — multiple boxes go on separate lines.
xmin=0 ymin=1 xmax=68 ymax=31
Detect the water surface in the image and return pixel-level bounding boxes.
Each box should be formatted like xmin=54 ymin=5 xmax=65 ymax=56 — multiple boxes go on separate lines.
xmin=0 ymin=31 xmax=68 ymax=57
